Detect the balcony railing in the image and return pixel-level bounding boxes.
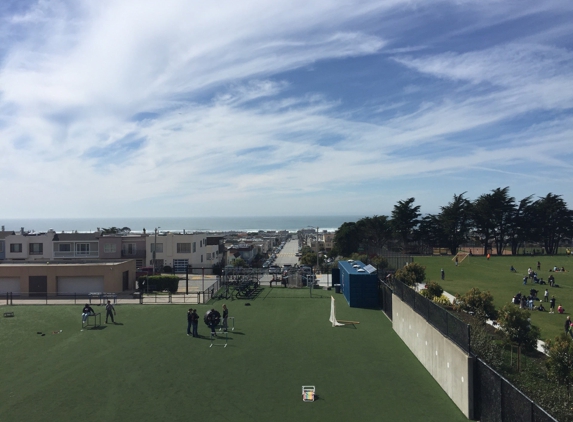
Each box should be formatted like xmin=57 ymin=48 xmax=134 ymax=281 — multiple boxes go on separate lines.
xmin=53 ymin=251 xmax=99 ymax=258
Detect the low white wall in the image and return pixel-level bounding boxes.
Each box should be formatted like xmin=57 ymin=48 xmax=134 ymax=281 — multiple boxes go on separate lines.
xmin=392 ymin=296 xmax=474 ymax=419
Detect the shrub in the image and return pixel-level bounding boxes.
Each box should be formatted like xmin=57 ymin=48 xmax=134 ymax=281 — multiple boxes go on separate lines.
xmin=432 ymin=295 xmax=451 ymax=306
xmin=394 ymin=262 xmax=426 ymax=287
xmin=453 ymin=287 xmax=496 ymax=321
xmin=426 ymin=281 xmax=443 ymax=299
xmin=544 ymin=334 xmax=573 ymax=389
xmin=497 ymin=304 xmax=540 ymax=352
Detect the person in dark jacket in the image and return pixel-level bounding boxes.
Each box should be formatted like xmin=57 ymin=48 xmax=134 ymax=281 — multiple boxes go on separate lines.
xmin=82 ymin=304 xmax=95 ymax=324
xmin=222 ymin=304 xmax=229 ymax=332
xmin=187 ymin=308 xmax=193 ymax=336
xmin=191 ymin=309 xmax=199 ymax=337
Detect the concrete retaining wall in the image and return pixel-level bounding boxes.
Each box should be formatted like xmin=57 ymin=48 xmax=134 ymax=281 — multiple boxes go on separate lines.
xmin=393 ymin=296 xmax=474 ymax=419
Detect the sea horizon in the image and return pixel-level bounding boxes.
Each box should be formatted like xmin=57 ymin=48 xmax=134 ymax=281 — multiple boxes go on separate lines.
xmin=0 ymin=215 xmax=364 ymax=234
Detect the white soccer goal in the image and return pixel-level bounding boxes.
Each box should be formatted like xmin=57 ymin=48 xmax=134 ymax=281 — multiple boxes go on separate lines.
xmin=329 ymin=296 xmax=359 ymax=327
xmin=452 ymin=252 xmax=469 ymax=264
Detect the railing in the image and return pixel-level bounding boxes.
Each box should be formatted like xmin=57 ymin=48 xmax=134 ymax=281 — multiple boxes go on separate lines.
xmin=475 ymin=358 xmax=558 ymax=422
xmin=53 ymin=251 xmax=99 ymax=258
xmin=378 ymin=279 xmax=393 ymax=321
xmin=392 ymin=279 xmax=471 ymax=354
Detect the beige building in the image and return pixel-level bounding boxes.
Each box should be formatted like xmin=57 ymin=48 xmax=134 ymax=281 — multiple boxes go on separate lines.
xmin=0 ymin=260 xmax=136 ymax=295
xmin=146 ymin=231 xmax=222 ymax=272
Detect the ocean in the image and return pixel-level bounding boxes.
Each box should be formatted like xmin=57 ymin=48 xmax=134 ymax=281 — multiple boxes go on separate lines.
xmin=0 ymin=215 xmax=364 ymax=233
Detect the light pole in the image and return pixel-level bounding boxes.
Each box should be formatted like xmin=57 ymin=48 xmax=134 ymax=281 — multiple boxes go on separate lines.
xmin=153 ymin=227 xmax=160 ymax=276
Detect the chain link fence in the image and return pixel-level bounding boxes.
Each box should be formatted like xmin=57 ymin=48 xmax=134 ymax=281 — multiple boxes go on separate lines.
xmin=391 ymin=279 xmax=470 ymax=353
xmin=475 ymin=358 xmax=558 ymax=422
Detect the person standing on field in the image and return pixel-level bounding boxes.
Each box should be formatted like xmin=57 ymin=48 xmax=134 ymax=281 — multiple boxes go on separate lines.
xmin=441 ymin=268 xmax=445 ymax=280
xmin=544 ymin=289 xmax=549 ymax=302
xmin=222 ymin=304 xmax=229 ymax=332
xmin=105 ymin=300 xmax=116 ymax=324
xmin=191 ymin=309 xmax=199 ymax=337
xmin=550 ymin=296 xmax=556 ymax=313
xmin=187 ymin=308 xmax=193 ymax=336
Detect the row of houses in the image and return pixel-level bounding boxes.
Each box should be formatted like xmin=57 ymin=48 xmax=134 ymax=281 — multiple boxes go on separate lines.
xmin=0 ymin=226 xmax=290 ymax=296
xmin=0 ymin=228 xmax=223 ymax=272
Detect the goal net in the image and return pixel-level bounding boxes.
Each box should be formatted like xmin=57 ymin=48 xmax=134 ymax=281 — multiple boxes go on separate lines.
xmin=330 ymin=296 xmax=345 ymax=327
xmin=329 ymin=296 xmax=359 ymax=327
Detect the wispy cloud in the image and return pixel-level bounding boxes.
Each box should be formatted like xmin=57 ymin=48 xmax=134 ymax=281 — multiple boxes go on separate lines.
xmin=0 ymin=0 xmax=572 ymax=217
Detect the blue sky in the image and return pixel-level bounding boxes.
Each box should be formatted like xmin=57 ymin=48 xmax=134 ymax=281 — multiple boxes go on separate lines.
xmin=1 ymin=0 xmax=572 ymax=218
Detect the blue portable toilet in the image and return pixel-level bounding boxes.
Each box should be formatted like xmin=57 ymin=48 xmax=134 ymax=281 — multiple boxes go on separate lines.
xmin=338 ymin=260 xmax=378 ymax=308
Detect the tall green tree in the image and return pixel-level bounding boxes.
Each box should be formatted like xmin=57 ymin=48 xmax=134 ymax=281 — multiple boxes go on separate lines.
xmin=508 ymin=195 xmax=534 ymax=255
xmin=333 ymin=222 xmax=361 ymax=256
xmin=391 ymin=198 xmax=421 ymax=251
xmin=438 ymin=192 xmax=471 ymax=255
xmin=471 ymin=187 xmax=515 ymax=256
xmin=416 ymin=214 xmax=445 ymax=254
xmin=529 ymin=193 xmax=573 ymax=255
xmin=356 ymin=215 xmax=392 ymax=255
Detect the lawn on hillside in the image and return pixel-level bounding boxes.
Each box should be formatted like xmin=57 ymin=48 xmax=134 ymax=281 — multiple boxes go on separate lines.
xmin=0 ymin=288 xmax=467 ymax=422
xmin=415 ymin=254 xmax=573 ymax=340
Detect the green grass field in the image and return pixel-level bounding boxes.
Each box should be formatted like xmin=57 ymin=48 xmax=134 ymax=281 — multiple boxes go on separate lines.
xmin=415 ymin=254 xmax=573 ymax=340
xmin=0 ymin=288 xmax=467 ymax=422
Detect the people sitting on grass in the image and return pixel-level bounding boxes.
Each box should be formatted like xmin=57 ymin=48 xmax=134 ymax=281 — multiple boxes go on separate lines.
xmin=510 ymin=265 xmax=517 ymax=272
xmin=558 ymin=304 xmax=565 ymax=314
xmin=537 ymin=303 xmax=545 ymax=311
xmin=523 ymin=276 xmax=528 ymax=285
xmin=539 ymin=278 xmax=546 ymax=285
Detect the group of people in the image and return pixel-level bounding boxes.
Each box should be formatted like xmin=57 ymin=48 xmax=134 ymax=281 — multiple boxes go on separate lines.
xmin=188 ymin=304 xmax=228 ymax=338
xmin=81 ymin=300 xmax=117 ymax=325
xmin=512 ymin=290 xmax=558 ymax=313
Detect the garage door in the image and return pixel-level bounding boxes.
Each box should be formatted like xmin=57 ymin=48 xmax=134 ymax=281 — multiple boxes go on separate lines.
xmin=57 ymin=276 xmax=104 ymax=294
xmin=0 ymin=278 xmax=20 ymax=294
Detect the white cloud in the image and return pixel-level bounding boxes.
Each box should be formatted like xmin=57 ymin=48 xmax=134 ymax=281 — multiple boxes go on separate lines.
xmin=0 ymin=0 xmax=572 ymax=217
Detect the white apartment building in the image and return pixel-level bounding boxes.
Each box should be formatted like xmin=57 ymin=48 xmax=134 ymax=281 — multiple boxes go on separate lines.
xmin=146 ymin=232 xmax=222 ymax=273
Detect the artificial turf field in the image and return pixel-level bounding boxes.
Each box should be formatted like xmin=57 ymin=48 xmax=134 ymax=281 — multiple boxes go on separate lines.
xmin=415 ymin=254 xmax=573 ymax=340
xmin=0 ymin=288 xmax=467 ymax=422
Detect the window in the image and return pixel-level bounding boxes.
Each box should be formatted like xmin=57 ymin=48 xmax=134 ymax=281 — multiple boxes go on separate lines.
xmin=122 ymin=243 xmax=136 ymax=255
xmin=201 ymin=254 xmax=203 ymax=263
xmin=58 ymin=243 xmax=71 ymax=252
xmin=177 ymin=243 xmax=191 ymax=253
xmin=150 ymin=243 xmax=163 ymax=253
xmin=29 ymin=243 xmax=43 ymax=255
xmin=10 ymin=243 xmax=22 ymax=253
xmin=76 ymin=243 xmax=90 ymax=255
xmin=206 ymin=252 xmax=211 ymax=260
xmin=193 ymin=242 xmax=196 ymax=253
xmin=0 ymin=241 xmax=4 ymax=253
xmin=200 ymin=240 xmax=202 ymax=248
xmin=104 ymin=243 xmax=117 ymax=253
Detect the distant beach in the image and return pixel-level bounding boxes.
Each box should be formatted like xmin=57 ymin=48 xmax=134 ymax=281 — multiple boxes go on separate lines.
xmin=1 ymin=216 xmax=363 ymax=233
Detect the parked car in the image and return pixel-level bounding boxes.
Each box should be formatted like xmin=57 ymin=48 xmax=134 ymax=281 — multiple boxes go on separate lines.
xmin=269 ymin=265 xmax=281 ymax=274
